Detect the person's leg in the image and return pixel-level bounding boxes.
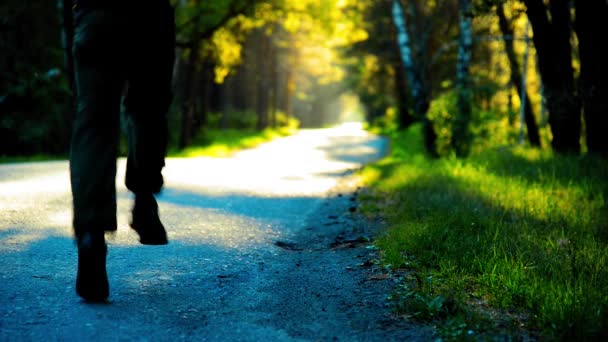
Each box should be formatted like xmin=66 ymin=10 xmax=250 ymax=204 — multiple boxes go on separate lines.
xmin=70 ymin=8 xmax=124 ymax=301
xmin=123 ymin=3 xmax=175 ymax=245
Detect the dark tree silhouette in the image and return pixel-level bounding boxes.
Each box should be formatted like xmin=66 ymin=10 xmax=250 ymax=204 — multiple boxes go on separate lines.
xmin=524 ymin=0 xmax=580 ymax=153
xmin=575 ymin=0 xmax=608 ymax=157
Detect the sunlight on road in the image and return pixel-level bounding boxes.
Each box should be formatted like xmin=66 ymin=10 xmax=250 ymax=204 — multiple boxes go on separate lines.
xmin=164 ymin=122 xmax=378 ymax=196
xmin=0 ymin=172 xmax=68 ymax=199
xmin=0 ymin=124 xmax=386 ymax=250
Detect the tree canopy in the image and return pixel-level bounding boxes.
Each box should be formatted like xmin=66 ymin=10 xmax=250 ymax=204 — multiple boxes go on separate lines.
xmin=1 ymin=0 xmax=606 ymax=157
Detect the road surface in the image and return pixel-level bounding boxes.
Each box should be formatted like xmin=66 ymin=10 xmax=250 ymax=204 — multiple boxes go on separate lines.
xmin=0 ymin=124 xmax=435 ymax=341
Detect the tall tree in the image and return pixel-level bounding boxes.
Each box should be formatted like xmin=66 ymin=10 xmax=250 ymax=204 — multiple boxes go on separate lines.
xmin=59 ymin=0 xmax=74 ymax=95
xmin=453 ymin=0 xmax=474 ymax=156
xmin=574 ymin=0 xmax=608 ymax=157
xmin=255 ymin=29 xmax=271 ymax=131
xmin=178 ymin=8 xmax=202 ymax=149
xmin=394 ymin=58 xmax=415 ymax=128
xmin=174 ymin=0 xmax=260 ymax=148
xmin=391 ymin=0 xmax=437 ymax=156
xmin=496 ymin=3 xmax=540 ymax=146
xmin=1 ymin=0 xmax=71 ymax=155
xmin=523 ymin=0 xmax=580 ymax=153
xmin=343 ymin=0 xmax=404 ymax=126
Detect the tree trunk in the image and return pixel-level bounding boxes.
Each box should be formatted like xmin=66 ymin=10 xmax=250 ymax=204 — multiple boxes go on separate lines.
xmin=59 ymin=0 xmax=75 ymax=95
xmin=391 ymin=0 xmax=437 ymax=156
xmin=391 ymin=0 xmax=421 ymax=114
xmin=394 ymin=59 xmax=415 ymax=128
xmin=524 ymin=0 xmax=580 ymax=153
xmin=285 ymin=69 xmax=295 ymax=118
xmin=59 ymin=0 xmax=75 ymax=135
xmin=255 ymin=31 xmax=270 ymax=131
xmin=496 ymin=4 xmax=541 ymax=147
xmin=197 ymin=58 xmax=214 ymax=130
xmin=453 ymin=0 xmax=474 ymax=157
xmin=575 ymin=0 xmax=608 ymax=157
xmin=269 ymin=36 xmax=278 ymax=128
xmin=179 ymin=37 xmax=200 ymax=149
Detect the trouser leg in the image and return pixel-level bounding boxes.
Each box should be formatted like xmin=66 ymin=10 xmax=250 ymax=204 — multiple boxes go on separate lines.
xmin=124 ymin=4 xmax=175 ymax=195
xmin=70 ymin=10 xmax=123 ymax=237
xmin=123 ymin=102 xmax=169 ymax=195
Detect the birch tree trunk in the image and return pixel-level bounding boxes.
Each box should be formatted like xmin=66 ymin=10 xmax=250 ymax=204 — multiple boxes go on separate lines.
xmin=453 ymin=0 xmax=473 ymax=157
xmin=391 ymin=0 xmax=437 ymax=156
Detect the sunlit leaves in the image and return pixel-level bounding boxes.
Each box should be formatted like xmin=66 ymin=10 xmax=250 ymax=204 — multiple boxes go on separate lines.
xmin=211 ymin=27 xmax=243 ymax=83
xmin=275 ymin=0 xmax=370 ymax=85
xmin=175 ymin=0 xmax=370 ymax=86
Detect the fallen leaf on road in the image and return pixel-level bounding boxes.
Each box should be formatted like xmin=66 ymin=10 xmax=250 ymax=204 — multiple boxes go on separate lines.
xmin=368 ymin=274 xmax=390 ymax=281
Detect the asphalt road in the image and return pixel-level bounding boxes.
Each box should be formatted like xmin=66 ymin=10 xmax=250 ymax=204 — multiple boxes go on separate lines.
xmin=0 ymin=124 xmax=435 ymax=341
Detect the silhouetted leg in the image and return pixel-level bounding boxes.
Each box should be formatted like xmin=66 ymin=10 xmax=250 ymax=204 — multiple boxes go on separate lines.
xmin=70 ymin=10 xmax=123 ymax=238
xmin=70 ymin=9 xmax=124 ymax=302
xmin=123 ymin=4 xmax=175 ymax=245
xmin=123 ymin=4 xmax=174 ymax=194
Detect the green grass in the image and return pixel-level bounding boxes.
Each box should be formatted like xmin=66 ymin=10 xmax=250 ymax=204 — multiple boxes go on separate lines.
xmin=168 ymin=127 xmax=296 ymax=158
xmin=360 ymin=124 xmax=608 ymax=340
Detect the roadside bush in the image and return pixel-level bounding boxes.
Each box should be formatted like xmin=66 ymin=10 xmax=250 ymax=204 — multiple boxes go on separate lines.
xmin=427 ymin=90 xmax=517 ymax=157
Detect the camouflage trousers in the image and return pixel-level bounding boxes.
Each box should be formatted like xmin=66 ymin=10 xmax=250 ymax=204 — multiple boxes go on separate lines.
xmin=70 ymin=2 xmax=175 ymax=237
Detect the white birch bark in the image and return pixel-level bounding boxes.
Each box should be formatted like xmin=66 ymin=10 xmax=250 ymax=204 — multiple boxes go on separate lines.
xmin=456 ymin=0 xmax=473 ymax=92
xmin=454 ymin=0 xmax=473 ymax=156
xmin=391 ymin=0 xmax=421 ymax=105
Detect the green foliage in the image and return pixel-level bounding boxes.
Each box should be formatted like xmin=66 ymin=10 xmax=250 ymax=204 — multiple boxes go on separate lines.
xmin=390 ymin=280 xmax=457 ymax=321
xmin=427 ymin=90 xmax=517 ymax=157
xmin=167 ymin=108 xmax=298 ymax=157
xmin=205 ymin=110 xmax=299 ymax=131
xmin=1 ymin=0 xmax=72 ymax=156
xmin=347 ymin=54 xmax=396 ymax=123
xmin=168 ymin=126 xmax=295 ymax=158
xmin=1 ymin=73 xmax=72 ymax=156
xmin=360 ymin=123 xmax=608 ymax=339
xmin=427 ymin=92 xmax=458 ymax=156
xmin=208 ymin=111 xmax=259 ymax=129
xmin=174 ymin=0 xmax=254 ymax=38
xmin=368 ymin=106 xmax=399 ymax=134
xmin=274 ymin=111 xmax=300 ymax=130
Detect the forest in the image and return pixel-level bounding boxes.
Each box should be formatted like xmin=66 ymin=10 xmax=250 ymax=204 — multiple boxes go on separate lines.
xmin=1 ymin=0 xmax=607 ymax=339
xmin=1 ymin=0 xmax=607 ymax=158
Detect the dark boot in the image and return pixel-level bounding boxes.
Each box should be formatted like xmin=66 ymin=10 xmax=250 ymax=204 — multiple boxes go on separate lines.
xmin=130 ymin=193 xmax=168 ymax=245
xmin=76 ymin=231 xmax=109 ymax=302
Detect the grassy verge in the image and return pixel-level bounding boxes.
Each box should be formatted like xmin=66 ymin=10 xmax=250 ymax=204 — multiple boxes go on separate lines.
xmin=359 ymin=124 xmax=608 ymax=340
xmin=168 ymin=127 xmax=296 ymax=158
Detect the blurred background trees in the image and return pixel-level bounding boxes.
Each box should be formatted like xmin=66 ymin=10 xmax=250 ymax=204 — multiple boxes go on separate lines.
xmin=1 ymin=1 xmax=72 ymax=155
xmin=1 ymin=0 xmax=606 ymax=158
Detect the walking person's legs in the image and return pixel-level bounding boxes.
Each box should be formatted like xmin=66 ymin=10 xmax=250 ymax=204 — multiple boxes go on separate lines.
xmin=69 ymin=2 xmax=175 ymax=301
